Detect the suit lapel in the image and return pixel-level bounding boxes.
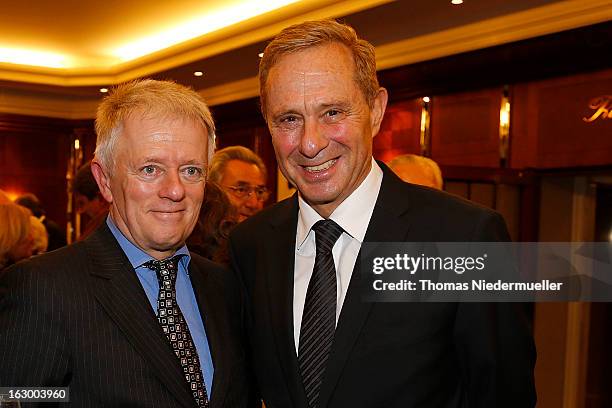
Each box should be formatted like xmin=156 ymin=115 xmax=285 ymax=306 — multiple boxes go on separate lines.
xmin=84 ymin=225 xmax=195 ymax=408
xmin=188 ymin=260 xmax=230 ymax=407
xmin=318 ymin=163 xmax=415 ymax=408
xmin=265 ymin=196 xmax=310 ymax=408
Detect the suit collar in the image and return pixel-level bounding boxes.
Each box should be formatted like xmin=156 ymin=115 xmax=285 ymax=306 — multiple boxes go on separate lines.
xmin=84 ymin=224 xmax=197 ymax=408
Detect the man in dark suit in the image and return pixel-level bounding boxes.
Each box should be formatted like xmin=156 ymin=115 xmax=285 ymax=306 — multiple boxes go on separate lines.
xmin=0 ymin=80 xmax=253 ymax=407
xmin=229 ymin=20 xmax=536 ymax=408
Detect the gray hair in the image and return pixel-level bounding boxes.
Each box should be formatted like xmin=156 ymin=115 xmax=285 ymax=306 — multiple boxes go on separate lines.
xmin=208 ymin=146 xmax=267 ymax=183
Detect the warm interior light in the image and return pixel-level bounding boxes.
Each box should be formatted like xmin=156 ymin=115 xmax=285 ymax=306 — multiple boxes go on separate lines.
xmin=74 ymin=139 xmax=80 ymax=150
xmin=3 ymin=190 xmax=21 ymax=202
xmin=99 ymin=88 xmax=109 ymax=93
xmin=451 ymin=0 xmax=464 ymax=4
xmin=194 ymin=71 xmax=203 ymax=77
xmin=113 ymin=0 xmax=300 ymax=61
xmin=0 ymin=47 xmax=71 ymax=68
xmin=422 ymin=96 xmax=431 ymax=103
xmin=500 ymin=101 xmax=510 ymax=127
xmin=258 ymin=52 xmax=264 ymax=58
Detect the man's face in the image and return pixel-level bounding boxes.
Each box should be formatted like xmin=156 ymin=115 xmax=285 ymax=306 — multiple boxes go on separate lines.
xmin=219 ymin=159 xmax=266 ymax=222
xmin=264 ymin=43 xmax=387 ymax=217
xmin=93 ymin=113 xmax=208 ymax=259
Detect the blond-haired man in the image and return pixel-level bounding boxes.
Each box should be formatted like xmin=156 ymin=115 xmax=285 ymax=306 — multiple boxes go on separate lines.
xmin=1 ymin=80 xmax=253 ymax=407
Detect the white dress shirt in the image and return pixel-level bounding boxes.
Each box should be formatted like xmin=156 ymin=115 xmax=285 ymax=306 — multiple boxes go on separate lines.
xmin=293 ymin=158 xmax=383 ymax=352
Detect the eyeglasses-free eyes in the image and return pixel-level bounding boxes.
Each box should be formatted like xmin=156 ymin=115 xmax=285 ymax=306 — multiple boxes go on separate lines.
xmin=224 ymin=185 xmax=269 ymax=201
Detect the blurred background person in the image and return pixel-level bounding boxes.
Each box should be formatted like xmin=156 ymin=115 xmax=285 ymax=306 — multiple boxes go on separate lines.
xmin=29 ymin=215 xmax=49 ymax=255
xmin=73 ymin=162 xmax=110 ymax=240
xmin=0 ymin=203 xmax=34 ymax=271
xmin=387 ymin=153 xmax=443 ymax=190
xmin=15 ymin=193 xmax=66 ymax=250
xmin=209 ymin=146 xmax=269 ymax=222
xmin=187 ymin=181 xmax=238 ymax=265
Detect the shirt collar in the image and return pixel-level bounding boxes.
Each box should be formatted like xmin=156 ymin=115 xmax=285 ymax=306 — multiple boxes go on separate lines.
xmin=296 ymin=158 xmax=383 ymax=250
xmin=106 ymin=216 xmax=191 ymax=271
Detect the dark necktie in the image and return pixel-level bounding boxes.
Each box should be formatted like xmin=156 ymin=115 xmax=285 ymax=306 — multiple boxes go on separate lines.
xmin=144 ymin=256 xmax=209 ymax=408
xmin=298 ymin=219 xmax=344 ymax=408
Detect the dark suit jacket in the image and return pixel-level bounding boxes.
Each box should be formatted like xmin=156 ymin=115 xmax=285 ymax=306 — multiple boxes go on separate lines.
xmin=229 ymin=163 xmax=536 ymax=408
xmin=0 ymin=223 xmax=253 ymax=407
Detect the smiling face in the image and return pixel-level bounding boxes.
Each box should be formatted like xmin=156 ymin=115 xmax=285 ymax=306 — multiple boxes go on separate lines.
xmin=264 ymin=43 xmax=387 ymax=217
xmin=92 ymin=112 xmax=208 ymax=259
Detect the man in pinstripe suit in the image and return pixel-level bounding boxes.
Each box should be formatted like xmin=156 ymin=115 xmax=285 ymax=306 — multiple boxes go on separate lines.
xmin=0 ymin=80 xmax=254 ymax=407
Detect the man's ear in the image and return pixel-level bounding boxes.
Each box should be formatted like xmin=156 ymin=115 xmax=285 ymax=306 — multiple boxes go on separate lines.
xmin=91 ymin=159 xmax=113 ymax=204
xmin=370 ymin=87 xmax=389 ymax=138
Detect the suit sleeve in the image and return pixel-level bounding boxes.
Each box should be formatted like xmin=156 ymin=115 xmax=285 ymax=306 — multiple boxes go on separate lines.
xmin=0 ymin=264 xmax=71 ymax=390
xmin=453 ymin=211 xmax=537 ymax=408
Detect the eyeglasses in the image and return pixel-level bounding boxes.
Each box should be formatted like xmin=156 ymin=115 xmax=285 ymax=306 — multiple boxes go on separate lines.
xmin=224 ymin=185 xmax=269 ymax=201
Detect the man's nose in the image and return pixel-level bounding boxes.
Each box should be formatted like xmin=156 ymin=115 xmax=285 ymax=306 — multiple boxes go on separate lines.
xmin=243 ymin=192 xmax=261 ymax=209
xmin=159 ymin=170 xmax=186 ymax=201
xmin=299 ymin=118 xmax=329 ymax=159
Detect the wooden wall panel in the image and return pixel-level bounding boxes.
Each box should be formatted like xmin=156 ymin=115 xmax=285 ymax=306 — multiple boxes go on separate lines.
xmin=373 ymin=99 xmax=421 ymax=163
xmin=511 ymin=68 xmax=612 ymax=169
xmin=0 ymin=114 xmax=94 ymax=231
xmin=431 ymin=88 xmax=502 ymax=167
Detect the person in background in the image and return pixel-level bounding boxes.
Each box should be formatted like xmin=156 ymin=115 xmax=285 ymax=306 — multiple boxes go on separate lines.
xmin=187 ymin=181 xmax=238 ymax=265
xmin=230 ymin=19 xmax=535 ymax=408
xmin=29 ymin=215 xmax=48 ymax=255
xmin=15 ymin=193 xmax=67 ymax=250
xmin=209 ymin=146 xmax=269 ymax=222
xmin=0 ymin=79 xmax=254 ymax=407
xmin=388 ymin=153 xmax=443 ymax=190
xmin=73 ymin=161 xmax=110 ymax=240
xmin=0 ymin=203 xmax=34 ymax=271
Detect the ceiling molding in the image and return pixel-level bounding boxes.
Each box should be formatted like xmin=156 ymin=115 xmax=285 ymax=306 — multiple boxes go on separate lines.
xmin=0 ymin=0 xmax=392 ymax=87
xmin=202 ymin=0 xmax=612 ymax=106
xmin=0 ymin=88 xmax=99 ymax=119
xmin=199 ymin=77 xmax=260 ymax=107
xmin=375 ymin=0 xmax=612 ymax=70
xmin=1 ymin=0 xmax=608 ymax=117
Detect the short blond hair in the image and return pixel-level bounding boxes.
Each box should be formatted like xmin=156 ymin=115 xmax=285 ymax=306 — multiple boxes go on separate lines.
xmin=94 ymin=79 xmax=216 ymax=172
xmin=0 ymin=203 xmax=32 ymax=267
xmin=259 ymin=19 xmax=379 ymax=118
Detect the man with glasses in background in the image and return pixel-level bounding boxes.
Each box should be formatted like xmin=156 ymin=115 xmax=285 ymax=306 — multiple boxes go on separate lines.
xmin=209 ymin=146 xmax=269 ymax=222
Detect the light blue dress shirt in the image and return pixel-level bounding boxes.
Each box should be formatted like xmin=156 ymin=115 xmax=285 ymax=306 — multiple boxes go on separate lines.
xmin=106 ymin=217 xmax=214 ymax=393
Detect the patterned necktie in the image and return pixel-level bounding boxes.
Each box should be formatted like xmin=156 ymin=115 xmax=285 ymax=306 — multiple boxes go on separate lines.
xmin=144 ymin=256 xmax=209 ymax=408
xmin=298 ymin=219 xmax=344 ymax=408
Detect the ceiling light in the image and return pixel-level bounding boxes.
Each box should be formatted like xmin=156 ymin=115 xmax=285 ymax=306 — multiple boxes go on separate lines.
xmin=99 ymin=88 xmax=109 ymax=93
xmin=194 ymin=71 xmax=203 ymax=77
xmin=112 ymin=0 xmax=300 ymax=61
xmin=0 ymin=47 xmax=70 ymax=69
xmin=258 ymin=52 xmax=264 ymax=58
xmin=422 ymin=96 xmax=431 ymax=103
xmin=451 ymin=0 xmax=463 ymax=4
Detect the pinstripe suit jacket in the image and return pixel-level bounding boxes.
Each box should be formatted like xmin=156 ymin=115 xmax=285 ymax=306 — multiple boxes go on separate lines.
xmin=0 ymin=223 xmax=253 ymax=407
